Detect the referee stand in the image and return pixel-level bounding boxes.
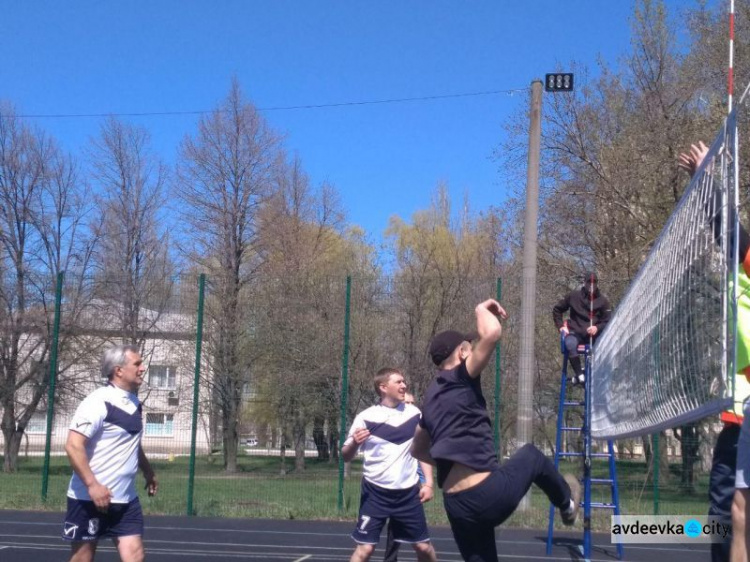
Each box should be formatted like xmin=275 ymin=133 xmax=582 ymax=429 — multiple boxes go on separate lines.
xmin=546 ymin=336 xmax=623 ymax=561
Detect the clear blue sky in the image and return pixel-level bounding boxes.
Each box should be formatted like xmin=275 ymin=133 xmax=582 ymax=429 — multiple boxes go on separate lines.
xmin=0 ymin=1 xmax=716 ymax=243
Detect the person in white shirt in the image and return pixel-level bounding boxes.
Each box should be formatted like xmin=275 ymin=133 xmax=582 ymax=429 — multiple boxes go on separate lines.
xmin=342 ymin=368 xmax=437 ymax=562
xmin=62 ymin=345 xmax=157 ymax=562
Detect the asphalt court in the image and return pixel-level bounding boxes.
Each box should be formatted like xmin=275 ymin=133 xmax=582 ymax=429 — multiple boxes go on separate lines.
xmin=0 ymin=509 xmax=711 ymax=561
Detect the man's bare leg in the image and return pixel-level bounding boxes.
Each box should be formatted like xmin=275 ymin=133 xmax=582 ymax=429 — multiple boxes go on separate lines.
xmin=731 ymin=489 xmax=750 ymax=562
xmin=69 ymin=541 xmax=97 ymax=562
xmin=114 ymin=535 xmax=145 ymax=562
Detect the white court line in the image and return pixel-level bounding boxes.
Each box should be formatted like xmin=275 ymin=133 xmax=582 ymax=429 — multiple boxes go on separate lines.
xmin=0 ymin=520 xmax=710 ymax=553
xmin=0 ymin=542 xmax=648 ymax=562
xmin=0 ymin=533 xmax=352 ymax=553
xmin=0 ymin=535 xmax=706 ymax=562
xmin=0 ymin=542 xmax=335 ymax=560
xmin=0 ymin=521 xmax=710 ymax=559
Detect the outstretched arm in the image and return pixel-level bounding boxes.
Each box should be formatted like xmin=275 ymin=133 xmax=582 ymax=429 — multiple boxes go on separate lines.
xmin=677 ymin=141 xmax=709 ymax=177
xmin=466 ymin=299 xmax=507 ymax=378
xmin=679 ymin=141 xmax=750 ymax=272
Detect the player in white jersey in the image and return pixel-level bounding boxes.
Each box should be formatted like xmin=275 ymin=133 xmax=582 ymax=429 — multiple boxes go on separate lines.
xmin=342 ymin=367 xmax=437 ymax=562
xmin=62 ymin=345 xmax=157 ymax=562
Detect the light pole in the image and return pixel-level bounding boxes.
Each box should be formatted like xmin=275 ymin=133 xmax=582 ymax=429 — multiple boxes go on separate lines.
xmin=516 ymin=73 xmax=573 ymax=510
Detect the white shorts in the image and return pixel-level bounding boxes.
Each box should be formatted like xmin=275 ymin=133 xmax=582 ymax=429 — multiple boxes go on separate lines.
xmin=735 ymin=401 xmax=750 ymax=488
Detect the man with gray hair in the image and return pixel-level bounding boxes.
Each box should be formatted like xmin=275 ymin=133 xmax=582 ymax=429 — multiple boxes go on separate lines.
xmin=62 ymin=345 xmax=157 ymax=562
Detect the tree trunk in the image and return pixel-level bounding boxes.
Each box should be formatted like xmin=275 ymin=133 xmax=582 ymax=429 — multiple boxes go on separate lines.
xmin=279 ymin=426 xmax=290 ymax=475
xmin=328 ymin=417 xmax=338 ymax=462
xmin=642 ymin=435 xmax=652 ymax=465
xmin=1 ymin=404 xmax=19 ymax=473
xmin=312 ymin=415 xmax=329 ymax=461
xmin=676 ymin=423 xmax=700 ymax=492
xmin=257 ymin=422 xmax=269 ymax=448
xmin=294 ymin=412 xmax=306 ymax=472
xmin=3 ymin=429 xmax=24 ymax=473
xmin=222 ymin=399 xmax=239 ymax=472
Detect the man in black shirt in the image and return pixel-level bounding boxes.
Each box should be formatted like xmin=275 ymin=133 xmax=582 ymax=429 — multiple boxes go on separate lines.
xmin=553 ymin=272 xmax=611 ymax=384
xmin=412 ymin=299 xmax=580 ymax=562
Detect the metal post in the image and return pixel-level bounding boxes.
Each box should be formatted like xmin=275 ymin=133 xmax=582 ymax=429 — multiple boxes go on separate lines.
xmin=337 ymin=275 xmax=352 ymax=512
xmin=41 ymin=271 xmax=64 ymax=502
xmin=187 ymin=274 xmax=206 ymax=516
xmin=653 ymin=432 xmax=660 ymax=515
xmin=517 ymin=80 xmax=543 ymax=508
xmin=583 ymin=346 xmax=592 ymax=559
xmin=494 ymin=277 xmax=502 ymax=454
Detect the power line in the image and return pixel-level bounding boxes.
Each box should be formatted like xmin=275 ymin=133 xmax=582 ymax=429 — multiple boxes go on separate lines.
xmin=17 ymin=87 xmax=529 ymax=119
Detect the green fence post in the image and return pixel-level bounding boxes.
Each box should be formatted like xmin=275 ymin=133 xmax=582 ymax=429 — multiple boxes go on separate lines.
xmin=42 ymin=271 xmax=64 ymax=502
xmin=494 ymin=277 xmax=502 ymax=455
xmin=187 ymin=274 xmax=206 ymax=516
xmin=653 ymin=432 xmax=660 ymax=515
xmin=337 ymin=275 xmax=352 ymax=512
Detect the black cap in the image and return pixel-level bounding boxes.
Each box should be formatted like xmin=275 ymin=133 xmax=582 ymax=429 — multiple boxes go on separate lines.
xmin=429 ymin=330 xmax=477 ymax=366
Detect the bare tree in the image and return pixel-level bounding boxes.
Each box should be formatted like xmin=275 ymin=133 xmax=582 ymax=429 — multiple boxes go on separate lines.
xmin=88 ymin=116 xmax=173 ymax=347
xmin=176 ymin=80 xmax=282 ymax=472
xmin=0 ymin=105 xmax=96 ymax=471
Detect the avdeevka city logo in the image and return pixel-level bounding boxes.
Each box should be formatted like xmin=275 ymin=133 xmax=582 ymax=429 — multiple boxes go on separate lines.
xmin=610 ymin=515 xmax=731 ymax=543
xmin=684 ymin=519 xmax=702 ymax=538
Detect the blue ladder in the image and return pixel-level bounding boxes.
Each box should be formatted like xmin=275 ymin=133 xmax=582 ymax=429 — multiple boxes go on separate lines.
xmin=546 ymin=338 xmax=623 ymax=561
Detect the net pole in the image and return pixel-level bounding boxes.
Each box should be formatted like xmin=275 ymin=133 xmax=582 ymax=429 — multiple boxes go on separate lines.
xmin=494 ymin=277 xmax=502 ymax=454
xmin=728 ymin=0 xmax=735 ymax=114
xmin=337 ymin=275 xmax=352 ymax=512
xmin=41 ymin=271 xmax=64 ymax=502
xmin=187 ymin=273 xmax=206 ymax=517
xmin=589 ymin=274 xmax=595 ymax=347
xmin=653 ymin=433 xmax=660 ymax=515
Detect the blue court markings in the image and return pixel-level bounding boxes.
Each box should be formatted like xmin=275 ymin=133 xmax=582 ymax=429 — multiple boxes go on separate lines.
xmin=0 ymin=510 xmax=710 ymax=561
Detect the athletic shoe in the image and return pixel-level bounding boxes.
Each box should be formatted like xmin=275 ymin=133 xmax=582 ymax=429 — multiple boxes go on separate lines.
xmin=561 ymin=474 xmax=581 ymax=526
xmin=577 ymin=373 xmax=585 ymax=385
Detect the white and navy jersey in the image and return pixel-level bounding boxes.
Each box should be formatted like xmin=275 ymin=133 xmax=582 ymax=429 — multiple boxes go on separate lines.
xmin=345 ymin=403 xmax=421 ymax=490
xmin=67 ymin=384 xmax=143 ymax=503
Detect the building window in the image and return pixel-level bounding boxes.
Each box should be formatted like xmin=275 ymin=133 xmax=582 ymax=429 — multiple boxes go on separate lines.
xmin=242 ymin=381 xmax=256 ymax=400
xmin=149 ymin=365 xmax=177 ymax=389
xmin=145 ymin=413 xmax=174 ymax=436
xmin=27 ymin=412 xmax=48 ymax=434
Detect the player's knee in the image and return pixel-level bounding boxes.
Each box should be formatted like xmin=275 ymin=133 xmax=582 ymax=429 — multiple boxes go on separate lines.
xmin=118 ymin=541 xmax=145 ymax=562
xmin=354 ymin=542 xmax=375 ymax=557
xmin=413 ymin=540 xmax=434 ymax=553
xmin=732 ymin=491 xmax=748 ymax=528
xmin=126 ymin=549 xmax=144 ymax=562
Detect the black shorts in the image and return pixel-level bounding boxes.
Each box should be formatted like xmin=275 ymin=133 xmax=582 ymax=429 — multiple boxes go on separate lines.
xmin=351 ymin=479 xmax=430 ymax=545
xmin=62 ymin=497 xmax=144 ymax=542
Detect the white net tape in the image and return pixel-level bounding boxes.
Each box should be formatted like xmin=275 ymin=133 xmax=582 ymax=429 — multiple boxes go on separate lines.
xmin=591 ymin=113 xmax=739 ymax=439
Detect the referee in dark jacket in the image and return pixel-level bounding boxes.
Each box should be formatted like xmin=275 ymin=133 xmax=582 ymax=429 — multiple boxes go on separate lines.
xmin=552 ymin=272 xmax=611 ymax=384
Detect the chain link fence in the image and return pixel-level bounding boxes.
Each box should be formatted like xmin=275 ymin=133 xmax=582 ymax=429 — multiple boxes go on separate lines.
xmin=0 ymin=272 xmax=715 ymax=529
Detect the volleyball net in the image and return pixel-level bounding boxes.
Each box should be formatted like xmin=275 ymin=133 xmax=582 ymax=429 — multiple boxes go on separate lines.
xmin=590 ymin=106 xmax=744 ymax=440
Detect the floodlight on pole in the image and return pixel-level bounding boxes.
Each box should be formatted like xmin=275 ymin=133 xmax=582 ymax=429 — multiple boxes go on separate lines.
xmin=544 ymin=73 xmax=574 ymax=92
